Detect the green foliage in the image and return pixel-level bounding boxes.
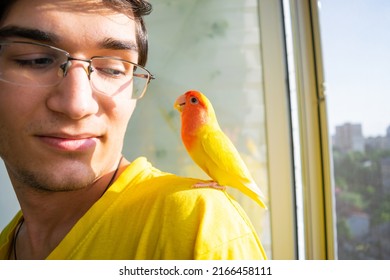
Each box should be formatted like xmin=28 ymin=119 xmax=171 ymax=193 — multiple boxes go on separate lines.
xmin=333 ymin=148 xmax=390 ymax=259
xmin=338 ymin=191 xmax=365 ymax=210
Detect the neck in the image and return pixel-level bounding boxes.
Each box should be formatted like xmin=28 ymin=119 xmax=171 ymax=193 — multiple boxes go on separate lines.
xmin=11 ymin=157 xmax=128 ymax=259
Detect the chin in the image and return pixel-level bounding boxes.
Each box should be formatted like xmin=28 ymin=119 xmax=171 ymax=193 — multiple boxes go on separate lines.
xmin=13 ymin=162 xmax=98 ymax=193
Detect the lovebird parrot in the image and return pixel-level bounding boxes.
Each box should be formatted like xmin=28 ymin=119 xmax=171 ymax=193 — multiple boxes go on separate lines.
xmin=174 ymin=90 xmax=267 ymax=209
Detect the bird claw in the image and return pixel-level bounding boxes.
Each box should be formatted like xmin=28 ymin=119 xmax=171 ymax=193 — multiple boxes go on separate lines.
xmin=192 ymin=181 xmax=226 ymax=191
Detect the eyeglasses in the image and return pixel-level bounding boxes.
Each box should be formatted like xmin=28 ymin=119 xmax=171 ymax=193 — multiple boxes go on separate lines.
xmin=0 ymin=41 xmax=154 ymax=99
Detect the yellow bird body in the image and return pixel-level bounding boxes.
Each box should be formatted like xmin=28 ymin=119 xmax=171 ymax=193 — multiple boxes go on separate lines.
xmin=174 ymin=90 xmax=266 ymax=209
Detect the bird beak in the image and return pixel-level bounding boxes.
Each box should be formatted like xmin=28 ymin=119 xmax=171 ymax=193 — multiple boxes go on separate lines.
xmin=174 ymin=94 xmax=186 ymax=112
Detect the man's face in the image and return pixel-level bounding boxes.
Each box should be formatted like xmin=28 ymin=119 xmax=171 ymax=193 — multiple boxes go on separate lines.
xmin=0 ymin=0 xmax=138 ymax=191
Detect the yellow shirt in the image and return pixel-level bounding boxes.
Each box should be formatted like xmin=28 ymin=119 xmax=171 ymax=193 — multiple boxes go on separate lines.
xmin=0 ymin=157 xmax=266 ymax=260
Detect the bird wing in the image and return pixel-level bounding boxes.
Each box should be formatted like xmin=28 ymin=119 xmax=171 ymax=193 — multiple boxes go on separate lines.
xmin=198 ymin=127 xmax=260 ymax=184
xmin=197 ymin=128 xmax=267 ymax=208
xmin=199 ymin=128 xmax=251 ymax=182
xmin=194 ymin=129 xmax=267 ymax=209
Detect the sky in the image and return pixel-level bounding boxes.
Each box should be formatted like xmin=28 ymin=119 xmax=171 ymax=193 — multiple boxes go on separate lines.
xmin=319 ymin=0 xmax=390 ymax=137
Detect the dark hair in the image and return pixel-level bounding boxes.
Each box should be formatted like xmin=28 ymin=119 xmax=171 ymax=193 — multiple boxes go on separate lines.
xmin=104 ymin=0 xmax=152 ymax=66
xmin=0 ymin=0 xmax=152 ymax=66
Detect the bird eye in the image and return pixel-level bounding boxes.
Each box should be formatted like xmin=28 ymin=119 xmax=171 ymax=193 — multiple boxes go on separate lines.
xmin=190 ymin=97 xmax=198 ymax=104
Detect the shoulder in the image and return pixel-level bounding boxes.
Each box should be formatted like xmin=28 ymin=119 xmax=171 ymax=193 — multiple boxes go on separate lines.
xmin=128 ymin=163 xmax=234 ymax=212
xmin=0 ymin=211 xmax=23 ymax=259
xmin=108 ymin=157 xmax=267 ymax=259
xmin=117 ymin=157 xmax=254 ymax=224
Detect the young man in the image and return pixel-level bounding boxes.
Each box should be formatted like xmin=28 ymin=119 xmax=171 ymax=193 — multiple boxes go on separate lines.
xmin=0 ymin=0 xmax=267 ymax=259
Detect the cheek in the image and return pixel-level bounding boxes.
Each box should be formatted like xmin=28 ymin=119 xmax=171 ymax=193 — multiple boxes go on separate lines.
xmin=107 ymin=98 xmax=136 ymax=137
xmin=0 ymin=85 xmax=43 ymax=143
xmin=117 ymin=97 xmax=136 ymax=121
xmin=100 ymin=99 xmax=136 ymax=158
xmin=0 ymin=95 xmax=32 ymax=161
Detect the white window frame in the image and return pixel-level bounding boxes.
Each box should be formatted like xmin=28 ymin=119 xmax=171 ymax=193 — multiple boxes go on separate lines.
xmin=260 ymin=0 xmax=337 ymax=259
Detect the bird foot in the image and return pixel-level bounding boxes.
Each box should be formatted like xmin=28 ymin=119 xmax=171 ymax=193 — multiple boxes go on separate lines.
xmin=192 ymin=181 xmax=226 ymax=191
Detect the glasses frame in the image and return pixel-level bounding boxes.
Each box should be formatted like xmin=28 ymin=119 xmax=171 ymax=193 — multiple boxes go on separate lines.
xmin=0 ymin=40 xmax=155 ymax=99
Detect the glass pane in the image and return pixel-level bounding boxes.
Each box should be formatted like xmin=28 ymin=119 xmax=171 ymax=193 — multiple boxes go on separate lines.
xmin=0 ymin=161 xmax=18 ymax=230
xmin=124 ymin=0 xmax=271 ymax=257
xmin=319 ymin=0 xmax=390 ymax=259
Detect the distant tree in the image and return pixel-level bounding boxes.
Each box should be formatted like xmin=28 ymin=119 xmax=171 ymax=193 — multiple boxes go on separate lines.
xmin=333 ymin=146 xmax=390 ymax=259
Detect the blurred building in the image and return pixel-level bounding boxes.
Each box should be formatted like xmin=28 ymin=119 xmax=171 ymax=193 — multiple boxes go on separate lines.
xmin=333 ymin=123 xmax=365 ymax=153
xmin=366 ymin=125 xmax=390 ymax=151
xmin=380 ymin=157 xmax=390 ymax=194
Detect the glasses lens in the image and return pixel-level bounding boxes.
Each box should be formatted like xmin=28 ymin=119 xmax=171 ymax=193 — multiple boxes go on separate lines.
xmin=132 ymin=66 xmax=152 ymax=99
xmin=0 ymin=42 xmax=153 ymax=99
xmin=0 ymin=42 xmax=67 ymax=87
xmin=90 ymin=57 xmax=151 ymax=99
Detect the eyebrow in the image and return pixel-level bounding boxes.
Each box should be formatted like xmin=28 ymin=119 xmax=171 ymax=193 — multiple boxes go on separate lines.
xmin=100 ymin=38 xmax=138 ymax=52
xmin=0 ymin=25 xmax=138 ymax=52
xmin=0 ymin=26 xmax=59 ymax=43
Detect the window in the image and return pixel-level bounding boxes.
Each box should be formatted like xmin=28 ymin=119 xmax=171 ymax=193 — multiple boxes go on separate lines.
xmin=0 ymin=162 xmax=17 ymax=229
xmin=126 ymin=0 xmax=273 ymax=257
xmin=319 ymin=0 xmax=390 ymax=259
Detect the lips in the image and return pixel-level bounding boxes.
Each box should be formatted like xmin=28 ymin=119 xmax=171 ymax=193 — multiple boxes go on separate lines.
xmin=36 ymin=134 xmax=100 ymax=152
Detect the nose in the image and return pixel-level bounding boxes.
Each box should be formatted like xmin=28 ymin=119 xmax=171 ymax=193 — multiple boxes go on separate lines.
xmin=46 ymin=62 xmax=99 ymax=119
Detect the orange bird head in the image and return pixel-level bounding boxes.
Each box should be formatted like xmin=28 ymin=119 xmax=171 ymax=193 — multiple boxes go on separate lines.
xmin=174 ymin=90 xmax=220 ymax=148
xmin=174 ymin=90 xmax=218 ymax=131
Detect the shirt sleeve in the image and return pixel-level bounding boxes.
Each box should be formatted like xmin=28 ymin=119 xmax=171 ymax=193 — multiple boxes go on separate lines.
xmin=154 ymin=180 xmax=268 ymax=260
xmin=191 ymin=190 xmax=267 ymax=260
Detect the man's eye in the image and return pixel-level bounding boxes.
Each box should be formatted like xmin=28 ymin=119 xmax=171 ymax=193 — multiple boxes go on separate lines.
xmin=14 ymin=57 xmax=55 ymax=68
xmin=95 ymin=66 xmax=132 ymax=79
xmin=97 ymin=67 xmax=126 ymax=77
